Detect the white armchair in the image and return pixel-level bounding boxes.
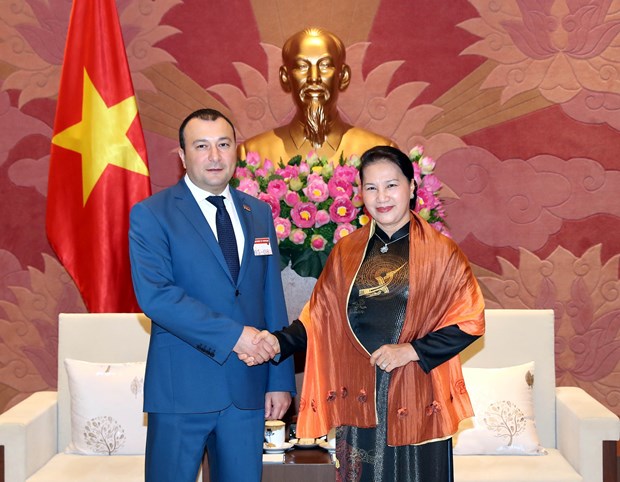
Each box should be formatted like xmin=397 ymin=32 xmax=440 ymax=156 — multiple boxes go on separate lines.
xmin=0 ymin=313 xmax=151 ymax=482
xmin=0 ymin=310 xmax=618 ymax=482
xmin=455 ymin=309 xmax=619 ymax=482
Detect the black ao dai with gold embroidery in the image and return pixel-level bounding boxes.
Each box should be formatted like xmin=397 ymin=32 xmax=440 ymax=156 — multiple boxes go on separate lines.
xmin=337 ymin=222 xmax=453 ymax=482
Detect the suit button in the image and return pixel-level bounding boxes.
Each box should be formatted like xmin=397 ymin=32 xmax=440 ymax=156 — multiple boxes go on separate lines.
xmin=235 ymin=290 xmax=240 ymax=297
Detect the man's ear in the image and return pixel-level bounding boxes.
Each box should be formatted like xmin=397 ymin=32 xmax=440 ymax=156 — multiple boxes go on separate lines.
xmin=279 ymin=66 xmax=292 ymax=93
xmin=178 ymin=147 xmax=186 ymax=168
xmin=339 ymin=63 xmax=351 ymax=91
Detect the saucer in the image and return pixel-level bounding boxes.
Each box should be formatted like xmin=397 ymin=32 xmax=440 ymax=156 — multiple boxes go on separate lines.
xmin=319 ymin=441 xmax=336 ymax=453
xmin=263 ymin=442 xmax=293 ymax=453
xmin=290 ymin=438 xmax=319 ymax=449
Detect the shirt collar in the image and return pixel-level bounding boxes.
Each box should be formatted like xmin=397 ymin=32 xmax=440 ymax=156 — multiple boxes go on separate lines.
xmin=184 ymin=174 xmax=232 ymax=203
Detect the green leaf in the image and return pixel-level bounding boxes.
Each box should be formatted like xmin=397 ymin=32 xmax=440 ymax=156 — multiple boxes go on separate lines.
xmin=278 ymin=248 xmax=292 ymax=271
xmin=288 ymin=155 xmax=303 ymax=166
xmin=290 ymin=249 xmax=327 ymax=278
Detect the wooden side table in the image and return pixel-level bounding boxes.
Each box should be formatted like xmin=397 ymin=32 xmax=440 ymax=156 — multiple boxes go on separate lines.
xmin=202 ymin=448 xmax=336 ymax=482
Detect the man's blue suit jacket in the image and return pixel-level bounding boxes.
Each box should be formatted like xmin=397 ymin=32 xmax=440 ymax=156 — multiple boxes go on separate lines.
xmin=129 ymin=179 xmax=295 ymax=413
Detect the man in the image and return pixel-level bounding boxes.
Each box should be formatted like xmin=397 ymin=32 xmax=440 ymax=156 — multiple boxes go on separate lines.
xmin=129 ymin=108 xmax=295 ymax=482
xmin=238 ymin=27 xmax=397 ymax=164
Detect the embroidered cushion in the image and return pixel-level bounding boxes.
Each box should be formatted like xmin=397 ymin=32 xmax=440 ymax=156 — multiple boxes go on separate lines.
xmin=453 ymin=361 xmax=546 ymax=455
xmin=64 ymin=359 xmax=147 ymax=455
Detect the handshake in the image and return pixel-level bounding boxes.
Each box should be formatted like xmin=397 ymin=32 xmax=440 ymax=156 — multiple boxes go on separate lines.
xmin=233 ymin=326 xmax=281 ymax=366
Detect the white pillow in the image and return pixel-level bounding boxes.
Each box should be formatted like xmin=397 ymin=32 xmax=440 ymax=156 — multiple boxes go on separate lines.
xmin=453 ymin=361 xmax=547 ymax=455
xmin=64 ymin=359 xmax=147 ymax=455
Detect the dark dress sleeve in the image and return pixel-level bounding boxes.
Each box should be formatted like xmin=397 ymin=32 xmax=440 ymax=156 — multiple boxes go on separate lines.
xmin=272 ymin=318 xmax=307 ymax=362
xmin=412 ymin=325 xmax=480 ymax=373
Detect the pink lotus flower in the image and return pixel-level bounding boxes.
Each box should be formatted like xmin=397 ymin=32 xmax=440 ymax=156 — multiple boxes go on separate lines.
xmin=409 ymin=145 xmax=424 ymax=158
xmin=289 ymin=177 xmax=303 ymax=191
xmin=333 ymin=223 xmax=356 ymax=242
xmin=306 ymin=173 xmax=323 ymax=184
xmin=333 ymin=165 xmax=358 ymax=183
xmin=321 ymin=163 xmax=334 ymax=178
xmin=419 ymin=156 xmax=435 ymax=175
xmin=267 ymin=179 xmax=288 ymax=199
xmin=418 ymin=188 xmax=440 ymax=210
xmin=329 ymin=197 xmax=357 ymax=223
xmin=328 ymin=177 xmax=353 ymax=199
xmin=258 ymin=193 xmax=281 ymax=218
xmin=418 ymin=207 xmax=431 ymax=220
xmin=289 ymin=228 xmax=307 ymax=245
xmin=245 ymin=151 xmax=261 ymax=166
xmin=413 ymin=163 xmax=422 ymax=185
xmin=235 ymin=167 xmax=251 ymax=179
xmin=274 ymin=217 xmax=291 ymax=240
xmin=263 ymin=159 xmax=275 ymax=172
xmin=315 ymin=210 xmax=330 ymax=227
xmin=291 ymin=202 xmax=317 ymax=228
xmin=284 ymin=191 xmax=301 ymax=207
xmin=305 ymin=151 xmax=320 ymax=166
xmin=304 ymin=178 xmax=329 ymax=202
xmin=352 ymin=193 xmax=364 ymax=207
xmin=299 ymin=163 xmax=310 ymax=176
xmin=276 ymin=165 xmax=299 ymax=180
xmin=348 ymin=154 xmax=361 ymax=168
xmin=431 ymin=221 xmax=450 ymax=238
xmin=254 ymin=167 xmax=268 ymax=178
xmin=238 ymin=178 xmax=259 ymax=197
xmin=310 ymin=234 xmax=327 ymax=251
xmin=421 ymin=174 xmax=441 ymax=192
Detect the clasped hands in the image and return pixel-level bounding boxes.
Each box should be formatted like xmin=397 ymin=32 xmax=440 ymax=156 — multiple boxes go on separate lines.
xmin=233 ymin=326 xmax=280 ymax=366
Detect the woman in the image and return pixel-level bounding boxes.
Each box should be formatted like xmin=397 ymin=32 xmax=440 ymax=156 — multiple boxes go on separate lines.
xmin=248 ymin=145 xmax=485 ymax=481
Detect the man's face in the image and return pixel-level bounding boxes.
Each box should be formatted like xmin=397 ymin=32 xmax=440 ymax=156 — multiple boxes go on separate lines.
xmin=281 ymin=34 xmax=348 ymax=114
xmin=178 ymin=117 xmax=237 ymax=194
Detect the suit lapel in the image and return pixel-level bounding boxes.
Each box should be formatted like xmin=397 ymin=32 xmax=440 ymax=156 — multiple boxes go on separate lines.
xmin=172 ymin=180 xmax=232 ymax=282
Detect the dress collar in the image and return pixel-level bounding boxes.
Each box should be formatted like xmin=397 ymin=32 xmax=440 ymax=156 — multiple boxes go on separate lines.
xmin=375 ymin=222 xmax=411 ymax=242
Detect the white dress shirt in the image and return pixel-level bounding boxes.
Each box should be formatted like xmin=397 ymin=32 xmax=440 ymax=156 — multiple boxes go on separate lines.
xmin=184 ymin=174 xmax=245 ymax=265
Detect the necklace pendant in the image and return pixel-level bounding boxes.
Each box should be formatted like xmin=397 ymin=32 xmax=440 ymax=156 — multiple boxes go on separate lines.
xmin=380 ymin=245 xmax=388 ymax=254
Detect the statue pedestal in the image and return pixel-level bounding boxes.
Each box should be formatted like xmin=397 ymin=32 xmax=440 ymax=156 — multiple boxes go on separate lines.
xmin=281 ymin=265 xmax=317 ymax=322
xmin=280 ymin=265 xmax=316 ymax=411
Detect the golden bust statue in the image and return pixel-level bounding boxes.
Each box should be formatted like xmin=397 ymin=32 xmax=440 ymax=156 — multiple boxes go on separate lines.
xmin=238 ymin=27 xmax=396 ymax=164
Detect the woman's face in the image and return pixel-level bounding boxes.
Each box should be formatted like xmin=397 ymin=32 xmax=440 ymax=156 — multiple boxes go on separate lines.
xmin=361 ymin=159 xmax=415 ymax=237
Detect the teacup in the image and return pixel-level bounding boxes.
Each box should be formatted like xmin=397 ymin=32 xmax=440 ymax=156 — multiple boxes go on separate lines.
xmin=264 ymin=420 xmax=286 ymax=447
xmin=327 ymin=427 xmax=336 ymax=448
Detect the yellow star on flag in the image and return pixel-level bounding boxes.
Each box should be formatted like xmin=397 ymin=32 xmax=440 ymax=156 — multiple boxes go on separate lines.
xmin=52 ymin=68 xmax=149 ymax=205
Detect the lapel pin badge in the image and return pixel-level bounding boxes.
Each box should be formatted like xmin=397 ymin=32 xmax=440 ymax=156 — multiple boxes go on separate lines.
xmin=243 ymin=204 xmax=251 ymax=211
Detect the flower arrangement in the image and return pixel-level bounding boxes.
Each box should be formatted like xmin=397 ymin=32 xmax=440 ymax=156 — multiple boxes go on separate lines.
xmin=231 ymin=147 xmax=449 ymax=279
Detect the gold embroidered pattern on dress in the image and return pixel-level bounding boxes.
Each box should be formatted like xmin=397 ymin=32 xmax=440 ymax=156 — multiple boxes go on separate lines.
xmin=358 ymin=263 xmax=407 ymax=298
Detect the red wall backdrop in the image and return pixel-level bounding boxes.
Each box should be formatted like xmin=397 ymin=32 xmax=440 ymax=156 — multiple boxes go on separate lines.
xmin=1 ymin=0 xmax=619 ymax=414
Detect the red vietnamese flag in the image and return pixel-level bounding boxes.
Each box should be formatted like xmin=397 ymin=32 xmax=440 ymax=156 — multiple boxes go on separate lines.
xmin=47 ymin=0 xmax=151 ymax=312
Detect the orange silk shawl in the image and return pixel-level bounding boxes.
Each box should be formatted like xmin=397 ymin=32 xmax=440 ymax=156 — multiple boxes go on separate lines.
xmin=297 ymin=212 xmax=485 ymax=446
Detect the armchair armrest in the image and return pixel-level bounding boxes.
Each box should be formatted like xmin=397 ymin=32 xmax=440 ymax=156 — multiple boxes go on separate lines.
xmin=0 ymin=392 xmax=58 ymax=482
xmin=556 ymin=386 xmax=620 ymax=482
